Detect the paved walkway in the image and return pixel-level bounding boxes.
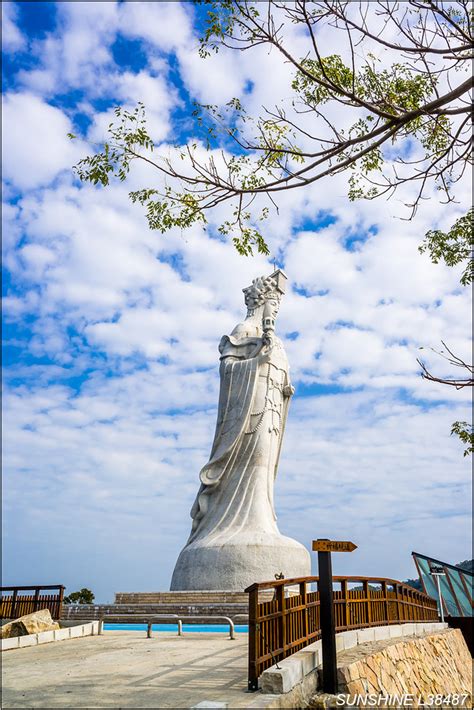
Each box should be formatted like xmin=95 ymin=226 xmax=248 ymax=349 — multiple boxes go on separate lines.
xmin=2 ymin=631 xmax=256 ymax=708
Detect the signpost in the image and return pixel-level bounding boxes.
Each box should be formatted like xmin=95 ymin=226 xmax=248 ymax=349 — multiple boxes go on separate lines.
xmin=312 ymin=539 xmax=358 ymax=694
xmin=312 ymin=540 xmax=357 ymax=553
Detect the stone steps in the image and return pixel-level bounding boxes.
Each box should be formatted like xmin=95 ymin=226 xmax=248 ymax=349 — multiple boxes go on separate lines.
xmin=61 ymin=602 xmax=249 ymax=622
xmin=114 ymin=592 xmax=250 ymax=604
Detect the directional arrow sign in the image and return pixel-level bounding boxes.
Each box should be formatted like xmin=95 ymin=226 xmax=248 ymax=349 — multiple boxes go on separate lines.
xmin=312 ymin=539 xmax=357 ymax=553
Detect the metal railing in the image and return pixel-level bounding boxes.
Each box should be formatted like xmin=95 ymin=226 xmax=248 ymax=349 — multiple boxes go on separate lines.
xmin=98 ymin=614 xmax=240 ymax=639
xmin=245 ymin=575 xmax=439 ymax=690
xmin=0 ymin=585 xmax=65 ymax=621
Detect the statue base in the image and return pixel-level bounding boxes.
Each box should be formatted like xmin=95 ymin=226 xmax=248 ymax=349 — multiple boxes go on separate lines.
xmin=170 ymin=532 xmax=311 ymax=591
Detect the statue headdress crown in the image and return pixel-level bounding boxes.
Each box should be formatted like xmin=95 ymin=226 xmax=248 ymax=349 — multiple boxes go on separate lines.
xmin=243 ymin=269 xmax=287 ymax=312
xmin=243 ymin=275 xmax=279 ymax=310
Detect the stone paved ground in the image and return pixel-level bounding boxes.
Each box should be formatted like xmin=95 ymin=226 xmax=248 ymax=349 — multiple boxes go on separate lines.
xmin=1 ymin=630 xmax=254 ymax=708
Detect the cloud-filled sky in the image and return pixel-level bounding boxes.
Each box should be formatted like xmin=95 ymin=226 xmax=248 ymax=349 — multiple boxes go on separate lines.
xmin=2 ymin=1 xmax=471 ymax=603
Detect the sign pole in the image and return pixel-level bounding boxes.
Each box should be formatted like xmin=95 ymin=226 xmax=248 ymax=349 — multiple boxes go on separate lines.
xmin=318 ymin=545 xmax=338 ymax=694
xmin=312 ymin=538 xmax=357 ymax=695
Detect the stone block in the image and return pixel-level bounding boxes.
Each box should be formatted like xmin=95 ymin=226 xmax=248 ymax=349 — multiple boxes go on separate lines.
xmin=36 ymin=630 xmax=55 ymax=644
xmin=335 ymin=634 xmax=345 ymax=652
xmin=341 ymin=630 xmax=358 ymax=650
xmin=298 ymin=648 xmax=318 ymax=675
xmin=313 ymin=645 xmax=321 ymax=668
xmin=260 ymin=639 xmax=323 ymax=695
xmin=18 ymin=633 xmax=38 ymax=647
xmin=1 ymin=636 xmax=20 ymax=651
xmin=190 ymin=703 xmax=228 ymax=709
xmin=69 ymin=625 xmax=85 ymax=638
xmin=388 ymin=625 xmax=403 ymax=639
xmin=401 ymin=623 xmax=416 ymax=636
xmin=427 ymin=622 xmax=447 ymax=633
xmin=357 ymin=628 xmax=375 ymax=644
xmin=373 ymin=626 xmax=390 ymax=641
xmin=261 ymin=664 xmax=295 ymax=694
xmin=54 ymin=628 xmax=71 ymax=641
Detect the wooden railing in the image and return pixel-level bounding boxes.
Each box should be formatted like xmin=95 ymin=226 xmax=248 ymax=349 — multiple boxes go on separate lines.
xmin=245 ymin=575 xmax=439 ymax=689
xmin=0 ymin=585 xmax=65 ymax=621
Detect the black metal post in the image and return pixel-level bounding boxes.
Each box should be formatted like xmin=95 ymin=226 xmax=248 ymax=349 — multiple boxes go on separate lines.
xmin=318 ymin=550 xmax=338 ymax=694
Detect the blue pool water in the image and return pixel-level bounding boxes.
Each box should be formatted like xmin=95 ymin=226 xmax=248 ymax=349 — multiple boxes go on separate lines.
xmin=104 ymin=623 xmax=248 ymax=633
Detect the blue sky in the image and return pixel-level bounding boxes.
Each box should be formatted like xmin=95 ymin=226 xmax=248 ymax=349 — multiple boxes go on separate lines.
xmin=2 ymin=2 xmax=471 ymax=602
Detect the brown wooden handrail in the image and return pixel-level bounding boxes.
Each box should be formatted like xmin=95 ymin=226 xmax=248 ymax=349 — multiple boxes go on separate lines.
xmin=0 ymin=585 xmax=65 ymax=621
xmin=0 ymin=585 xmax=65 ymax=592
xmin=245 ymin=575 xmax=429 ymax=592
xmin=245 ymin=575 xmax=439 ymax=690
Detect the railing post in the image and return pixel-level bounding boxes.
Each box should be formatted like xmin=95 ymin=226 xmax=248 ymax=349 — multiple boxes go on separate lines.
xmin=34 ymin=588 xmax=40 ymax=612
xmin=248 ymin=586 xmax=259 ymax=691
xmin=363 ymin=581 xmax=372 ymax=626
xmin=406 ymin=587 xmax=412 ymax=620
xmin=300 ymin=581 xmax=309 ymax=641
xmin=341 ymin=580 xmax=350 ymax=629
xmin=276 ymin=584 xmax=286 ymax=655
xmin=11 ymin=589 xmax=18 ymax=620
xmin=57 ymin=586 xmax=65 ymax=620
xmin=381 ymin=581 xmax=389 ymax=623
xmin=395 ymin=584 xmax=401 ymax=622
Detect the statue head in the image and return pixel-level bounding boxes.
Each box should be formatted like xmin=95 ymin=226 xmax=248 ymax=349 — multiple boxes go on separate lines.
xmin=243 ymin=270 xmax=287 ymax=330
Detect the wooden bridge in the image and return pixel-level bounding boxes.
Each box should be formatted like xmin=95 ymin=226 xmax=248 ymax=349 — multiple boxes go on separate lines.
xmin=245 ymin=575 xmax=439 ymax=690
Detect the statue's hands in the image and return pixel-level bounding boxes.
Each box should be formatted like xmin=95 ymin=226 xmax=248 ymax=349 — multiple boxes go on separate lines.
xmin=262 ymin=330 xmax=274 ymax=349
xmin=283 ymin=384 xmax=295 ymax=397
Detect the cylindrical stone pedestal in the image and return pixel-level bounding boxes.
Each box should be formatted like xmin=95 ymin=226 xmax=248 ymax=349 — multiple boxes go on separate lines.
xmin=170 ymin=532 xmax=311 ymax=591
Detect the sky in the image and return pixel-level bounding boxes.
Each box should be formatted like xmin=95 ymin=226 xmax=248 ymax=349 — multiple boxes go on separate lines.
xmin=2 ymin=1 xmax=472 ymax=603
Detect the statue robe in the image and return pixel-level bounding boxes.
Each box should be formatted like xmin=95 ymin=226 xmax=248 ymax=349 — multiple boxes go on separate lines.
xmin=187 ymin=328 xmax=292 ymax=545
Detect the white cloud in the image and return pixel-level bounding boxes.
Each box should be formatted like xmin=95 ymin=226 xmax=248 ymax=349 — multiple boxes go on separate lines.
xmin=2 ymin=93 xmax=86 ymax=190
xmin=2 ymin=377 xmax=471 ymax=601
xmin=87 ymin=69 xmax=177 ymax=144
xmin=1 ymin=2 xmax=26 ymax=52
xmin=16 ymin=2 xmax=120 ymax=97
xmin=119 ymin=1 xmax=193 ymax=52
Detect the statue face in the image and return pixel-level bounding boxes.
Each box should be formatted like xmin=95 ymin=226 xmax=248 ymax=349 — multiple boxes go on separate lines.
xmin=265 ymin=297 xmax=280 ymax=321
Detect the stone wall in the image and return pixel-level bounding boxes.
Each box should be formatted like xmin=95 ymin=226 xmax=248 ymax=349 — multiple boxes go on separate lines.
xmin=114 ymin=591 xmax=250 ymax=604
xmin=309 ymin=629 xmax=471 ymax=708
xmin=61 ymin=601 xmax=248 ymax=623
xmin=61 ymin=590 xmax=254 ymax=622
xmin=337 ymin=629 xmax=471 ymax=699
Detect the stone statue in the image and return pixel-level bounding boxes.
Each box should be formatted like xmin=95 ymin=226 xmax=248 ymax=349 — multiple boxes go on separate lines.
xmin=171 ymin=270 xmax=311 ymax=590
